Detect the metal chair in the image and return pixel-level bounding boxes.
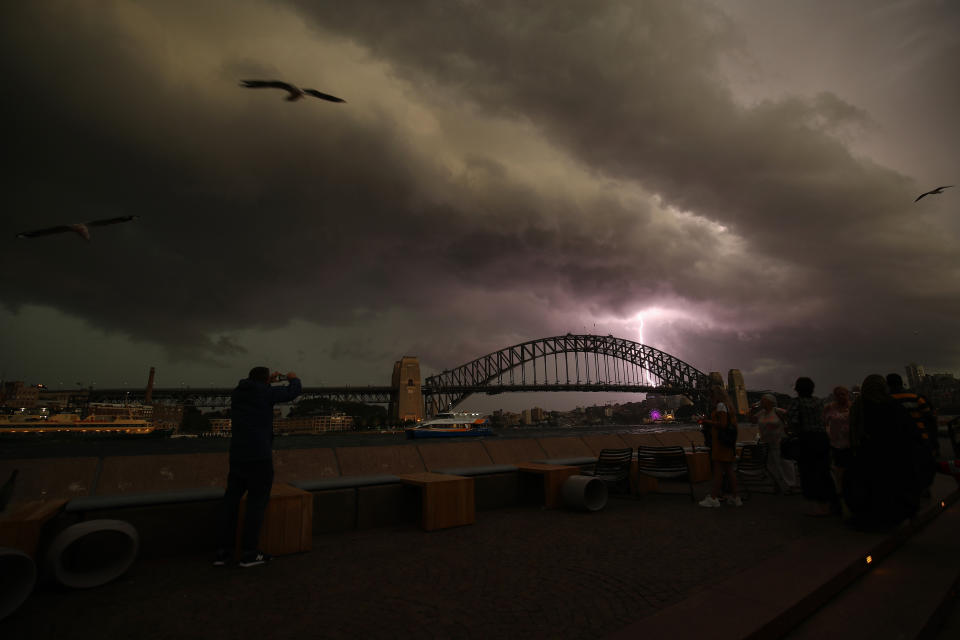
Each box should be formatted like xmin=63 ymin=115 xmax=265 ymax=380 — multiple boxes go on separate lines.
xmin=735 ymin=443 xmax=775 ymax=500
xmin=580 ymin=448 xmax=633 ymax=495
xmin=635 ymin=445 xmax=695 ymax=501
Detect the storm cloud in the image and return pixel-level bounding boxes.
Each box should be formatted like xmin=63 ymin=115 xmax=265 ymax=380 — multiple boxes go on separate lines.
xmin=1 ymin=0 xmax=957 ymax=400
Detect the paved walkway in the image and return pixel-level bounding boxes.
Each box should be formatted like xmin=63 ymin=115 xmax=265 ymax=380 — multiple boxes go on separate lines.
xmin=4 ymin=477 xmax=959 ymax=639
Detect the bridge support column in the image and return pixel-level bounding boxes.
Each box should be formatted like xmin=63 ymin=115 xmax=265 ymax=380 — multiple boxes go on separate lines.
xmin=727 ymin=369 xmax=748 ymax=416
xmin=389 ymin=357 xmax=423 ymax=423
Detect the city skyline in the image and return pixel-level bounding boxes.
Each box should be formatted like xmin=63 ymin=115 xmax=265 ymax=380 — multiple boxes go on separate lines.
xmin=2 ymin=1 xmax=958 ymax=401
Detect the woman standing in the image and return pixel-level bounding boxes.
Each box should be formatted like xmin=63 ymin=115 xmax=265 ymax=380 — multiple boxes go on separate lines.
xmin=823 ymin=386 xmax=852 ymax=501
xmin=699 ymin=386 xmax=741 ymax=507
xmin=754 ymin=393 xmax=794 ymax=494
xmin=787 ymin=377 xmax=836 ymax=516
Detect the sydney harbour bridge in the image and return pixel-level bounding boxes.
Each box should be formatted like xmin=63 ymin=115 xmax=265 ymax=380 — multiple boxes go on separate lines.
xmin=90 ymin=334 xmax=714 ymax=416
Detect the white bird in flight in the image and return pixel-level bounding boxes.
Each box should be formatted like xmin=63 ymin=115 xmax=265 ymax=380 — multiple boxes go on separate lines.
xmin=239 ymin=80 xmax=346 ymax=103
xmin=914 ymin=185 xmax=953 ymax=202
xmin=17 ymin=215 xmax=138 ymax=241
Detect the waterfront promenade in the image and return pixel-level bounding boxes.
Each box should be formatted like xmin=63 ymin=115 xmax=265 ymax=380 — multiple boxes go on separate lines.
xmin=3 ymin=441 xmax=959 ymax=639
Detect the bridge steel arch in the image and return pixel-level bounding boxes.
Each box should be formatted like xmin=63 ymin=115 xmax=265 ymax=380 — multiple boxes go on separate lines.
xmin=423 ymin=334 xmax=711 ymax=415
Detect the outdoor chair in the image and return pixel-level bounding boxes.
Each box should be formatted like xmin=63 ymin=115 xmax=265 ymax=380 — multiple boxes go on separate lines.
xmin=635 ymin=445 xmax=694 ymax=502
xmin=580 ymin=447 xmax=633 ymax=495
xmin=735 ymin=443 xmax=775 ymax=500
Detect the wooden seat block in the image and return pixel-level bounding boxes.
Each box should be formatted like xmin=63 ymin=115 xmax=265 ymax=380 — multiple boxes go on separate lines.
xmin=685 ymin=452 xmax=712 ymax=483
xmin=237 ymin=483 xmax=312 ymax=556
xmin=633 ymin=468 xmax=659 ymax=494
xmin=397 ymin=473 xmax=475 ymax=531
xmin=0 ymin=499 xmax=69 ymax=558
xmin=516 ymin=463 xmax=580 ymax=509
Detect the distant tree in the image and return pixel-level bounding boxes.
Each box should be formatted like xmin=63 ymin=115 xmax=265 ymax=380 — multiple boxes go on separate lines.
xmin=289 ymin=397 xmax=387 ymax=430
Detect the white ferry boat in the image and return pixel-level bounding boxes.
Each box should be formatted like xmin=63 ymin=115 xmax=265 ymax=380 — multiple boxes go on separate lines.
xmin=404 ymin=412 xmax=494 ymax=439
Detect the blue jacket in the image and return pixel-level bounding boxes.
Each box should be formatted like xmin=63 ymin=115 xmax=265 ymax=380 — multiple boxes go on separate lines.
xmin=229 ymin=377 xmax=302 ymax=461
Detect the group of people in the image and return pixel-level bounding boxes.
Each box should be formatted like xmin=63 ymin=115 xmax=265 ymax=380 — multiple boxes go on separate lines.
xmin=214 ymin=365 xmax=955 ymax=565
xmin=698 ymin=374 xmax=954 ymax=528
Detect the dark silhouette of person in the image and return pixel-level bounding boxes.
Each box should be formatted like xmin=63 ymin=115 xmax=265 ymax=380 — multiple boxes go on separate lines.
xmin=844 ymin=374 xmax=928 ymax=529
xmin=214 ymin=367 xmax=301 ymax=567
xmin=786 ymin=377 xmax=836 ymax=516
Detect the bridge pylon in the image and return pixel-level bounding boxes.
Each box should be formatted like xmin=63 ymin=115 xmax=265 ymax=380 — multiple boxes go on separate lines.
xmin=389 ymin=356 xmax=423 ymax=423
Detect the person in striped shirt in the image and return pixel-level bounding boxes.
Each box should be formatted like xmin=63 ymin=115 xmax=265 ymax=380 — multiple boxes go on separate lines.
xmin=886 ymin=373 xmax=939 ymax=457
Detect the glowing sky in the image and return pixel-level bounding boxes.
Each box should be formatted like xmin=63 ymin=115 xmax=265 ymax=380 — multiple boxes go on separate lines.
xmin=1 ymin=1 xmax=957 ymax=409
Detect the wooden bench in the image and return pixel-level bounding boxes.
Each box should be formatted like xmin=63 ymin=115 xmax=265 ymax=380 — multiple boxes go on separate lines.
xmin=0 ymin=499 xmax=69 ymax=558
xmin=396 ymin=472 xmax=475 ymax=531
xmin=685 ymin=451 xmax=712 ymax=483
xmin=237 ymin=483 xmax=312 ymax=556
xmin=516 ymin=463 xmax=581 ymax=509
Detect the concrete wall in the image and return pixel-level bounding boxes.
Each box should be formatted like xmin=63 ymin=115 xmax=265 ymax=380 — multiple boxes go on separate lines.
xmin=0 ymin=457 xmax=99 ymax=502
xmin=2 ymin=430 xmax=716 ymax=559
xmin=3 ymin=430 xmax=716 ymax=502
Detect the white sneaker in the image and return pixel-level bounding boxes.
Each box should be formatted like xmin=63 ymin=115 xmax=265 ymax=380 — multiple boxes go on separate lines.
xmin=698 ymin=496 xmax=721 ymax=508
xmin=727 ymin=496 xmax=743 ymax=507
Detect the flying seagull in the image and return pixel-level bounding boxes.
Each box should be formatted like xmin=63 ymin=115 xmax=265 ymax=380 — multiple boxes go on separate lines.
xmin=240 ymin=80 xmax=346 ymax=103
xmin=914 ymin=185 xmax=953 ymax=202
xmin=17 ymin=215 xmax=138 ymax=241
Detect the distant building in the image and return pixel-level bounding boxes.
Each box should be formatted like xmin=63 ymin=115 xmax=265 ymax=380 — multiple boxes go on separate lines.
xmin=389 ymin=356 xmax=423 ymax=423
xmin=920 ymin=372 xmax=960 ymax=410
xmin=35 ymin=389 xmax=80 ymax=410
xmin=151 ymin=403 xmax=184 ymax=431
xmin=276 ymin=413 xmax=354 ymax=433
xmin=88 ymin=403 xmax=153 ymax=420
xmin=1 ymin=382 xmax=39 ymax=408
xmin=905 ymin=363 xmax=926 ymax=390
xmin=530 ymin=406 xmax=546 ymax=422
xmin=208 ymin=413 xmax=355 ymax=436
xmin=902 ymin=363 xmax=960 ymax=410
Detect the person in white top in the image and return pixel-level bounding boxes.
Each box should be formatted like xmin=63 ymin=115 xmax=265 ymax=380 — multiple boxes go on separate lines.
xmin=752 ymin=393 xmax=797 ymax=494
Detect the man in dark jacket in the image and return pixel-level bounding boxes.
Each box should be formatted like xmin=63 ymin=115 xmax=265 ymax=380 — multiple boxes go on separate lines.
xmin=214 ymin=367 xmax=302 ymax=567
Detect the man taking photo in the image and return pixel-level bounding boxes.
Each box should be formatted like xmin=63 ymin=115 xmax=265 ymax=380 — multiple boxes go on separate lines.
xmin=214 ymin=367 xmax=302 ymax=567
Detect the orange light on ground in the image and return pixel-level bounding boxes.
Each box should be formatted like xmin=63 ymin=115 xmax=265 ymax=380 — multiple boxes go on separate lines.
xmin=865 ymin=555 xmax=873 ymax=565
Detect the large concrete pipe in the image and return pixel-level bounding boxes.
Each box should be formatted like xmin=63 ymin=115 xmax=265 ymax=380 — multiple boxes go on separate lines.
xmin=0 ymin=547 xmax=36 ymax=621
xmin=45 ymin=519 xmax=139 ymax=589
xmin=562 ymin=475 xmax=608 ymax=512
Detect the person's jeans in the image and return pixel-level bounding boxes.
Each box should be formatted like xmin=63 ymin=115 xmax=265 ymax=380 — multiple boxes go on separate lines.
xmin=797 ymin=431 xmax=835 ymax=503
xmin=219 ymin=459 xmax=274 ymax=553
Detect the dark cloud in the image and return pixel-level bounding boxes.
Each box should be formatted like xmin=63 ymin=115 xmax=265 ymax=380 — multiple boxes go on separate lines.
xmin=1 ymin=0 xmax=957 ymax=396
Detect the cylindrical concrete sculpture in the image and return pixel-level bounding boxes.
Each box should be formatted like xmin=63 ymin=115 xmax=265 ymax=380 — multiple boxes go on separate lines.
xmin=0 ymin=547 xmax=36 ymax=621
xmin=45 ymin=519 xmax=139 ymax=589
xmin=562 ymin=475 xmax=608 ymax=512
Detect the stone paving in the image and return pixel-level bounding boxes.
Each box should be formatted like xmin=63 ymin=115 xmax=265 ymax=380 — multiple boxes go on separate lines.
xmin=3 ymin=485 xmax=852 ymax=640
